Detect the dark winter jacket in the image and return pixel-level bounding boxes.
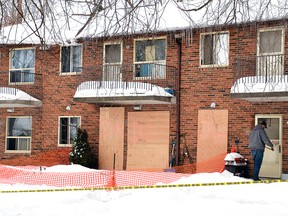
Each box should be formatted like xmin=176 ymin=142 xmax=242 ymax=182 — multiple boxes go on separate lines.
xmin=249 ymin=125 xmax=273 ymax=151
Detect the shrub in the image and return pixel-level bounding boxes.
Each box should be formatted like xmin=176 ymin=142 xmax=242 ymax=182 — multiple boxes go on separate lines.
xmin=69 ymin=128 xmax=98 ymax=169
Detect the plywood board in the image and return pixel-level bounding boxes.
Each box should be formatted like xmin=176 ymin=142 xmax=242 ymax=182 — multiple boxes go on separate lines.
xmin=197 ymin=110 xmax=228 ymax=163
xmin=99 ymin=107 xmax=124 ymax=170
xmin=127 ymin=111 xmax=170 ymax=170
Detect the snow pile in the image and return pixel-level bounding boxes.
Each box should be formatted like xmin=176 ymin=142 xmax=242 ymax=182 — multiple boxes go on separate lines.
xmin=0 ymin=164 xmax=288 ymax=216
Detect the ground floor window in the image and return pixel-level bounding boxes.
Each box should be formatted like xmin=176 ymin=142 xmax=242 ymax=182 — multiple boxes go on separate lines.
xmin=59 ymin=116 xmax=80 ymax=146
xmin=6 ymin=116 xmax=32 ymax=152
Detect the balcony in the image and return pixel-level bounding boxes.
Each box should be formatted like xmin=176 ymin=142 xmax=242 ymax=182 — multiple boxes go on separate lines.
xmin=74 ymin=63 xmax=177 ymax=105
xmin=230 ymin=54 xmax=288 ymax=102
xmin=0 ymin=71 xmax=43 ymax=107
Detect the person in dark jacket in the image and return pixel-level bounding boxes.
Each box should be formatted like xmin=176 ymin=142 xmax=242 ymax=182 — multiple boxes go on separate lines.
xmin=249 ymin=120 xmax=274 ymax=181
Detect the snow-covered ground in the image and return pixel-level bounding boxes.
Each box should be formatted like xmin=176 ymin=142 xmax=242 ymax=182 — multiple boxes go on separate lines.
xmin=0 ymin=165 xmax=287 ymax=216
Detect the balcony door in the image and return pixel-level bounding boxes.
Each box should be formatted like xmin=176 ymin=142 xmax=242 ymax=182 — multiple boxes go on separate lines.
xmin=255 ymin=114 xmax=282 ymax=179
xmin=103 ymin=42 xmax=122 ymax=81
xmin=257 ymin=28 xmax=284 ymax=78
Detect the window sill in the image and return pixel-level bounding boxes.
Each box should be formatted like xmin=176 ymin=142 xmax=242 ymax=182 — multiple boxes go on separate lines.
xmin=58 ymin=144 xmax=73 ymax=148
xmin=5 ymin=150 xmax=31 ymax=154
xmin=199 ymin=64 xmax=229 ymax=68
xmin=9 ymin=81 xmax=35 ymax=85
xmin=60 ymin=72 xmax=81 ymax=76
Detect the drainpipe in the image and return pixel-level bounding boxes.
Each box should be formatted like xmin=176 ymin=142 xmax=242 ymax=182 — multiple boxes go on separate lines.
xmin=175 ymin=35 xmax=182 ymax=166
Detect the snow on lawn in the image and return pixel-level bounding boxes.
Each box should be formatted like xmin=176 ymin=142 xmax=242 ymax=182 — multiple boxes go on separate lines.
xmin=0 ymin=165 xmax=288 ymax=216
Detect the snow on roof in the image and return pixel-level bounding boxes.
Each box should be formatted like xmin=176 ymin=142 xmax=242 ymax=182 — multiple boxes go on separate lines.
xmin=1 ymin=0 xmax=287 ymax=45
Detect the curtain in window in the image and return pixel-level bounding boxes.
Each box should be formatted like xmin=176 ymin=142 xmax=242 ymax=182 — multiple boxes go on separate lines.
xmin=60 ymin=118 xmax=68 ymax=144
xmin=72 ymin=46 xmax=82 ymax=72
xmin=61 ymin=47 xmax=71 ymax=72
xmin=59 ymin=117 xmax=80 ymax=144
xmin=7 ymin=117 xmax=32 ymax=151
xmin=8 ymin=117 xmax=32 ymax=136
xmin=216 ymin=33 xmax=228 ymax=65
xmin=260 ymin=30 xmax=282 ymax=54
xmin=69 ymin=117 xmax=79 ymax=144
xmin=62 ymin=46 xmax=82 ymax=73
xmin=105 ymin=44 xmax=121 ymax=63
xmin=202 ymin=33 xmax=228 ymax=65
xmin=11 ymin=49 xmax=35 ymax=70
xmin=155 ymin=39 xmax=166 ymax=61
xmin=135 ymin=39 xmax=166 ymax=62
xmin=202 ymin=35 xmax=213 ymax=65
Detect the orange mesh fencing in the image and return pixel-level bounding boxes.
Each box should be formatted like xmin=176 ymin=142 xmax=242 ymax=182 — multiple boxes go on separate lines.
xmin=173 ymin=152 xmax=227 ymax=174
xmin=0 ymin=165 xmax=191 ymax=188
xmin=0 ymin=153 xmax=228 ymax=188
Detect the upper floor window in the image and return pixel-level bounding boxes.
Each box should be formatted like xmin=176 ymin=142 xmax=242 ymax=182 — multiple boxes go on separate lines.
xmin=134 ymin=38 xmax=166 ymax=79
xmin=10 ymin=48 xmax=35 ymax=83
xmin=6 ymin=116 xmax=32 ymax=153
xmin=200 ymin=32 xmax=229 ymax=66
xmin=61 ymin=45 xmax=82 ymax=74
xmin=258 ymin=28 xmax=283 ymax=55
xmin=58 ymin=116 xmax=80 ymax=146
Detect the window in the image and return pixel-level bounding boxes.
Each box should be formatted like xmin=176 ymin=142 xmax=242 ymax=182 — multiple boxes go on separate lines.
xmin=134 ymin=38 xmax=166 ymax=79
xmin=200 ymin=32 xmax=229 ymax=66
xmin=10 ymin=48 xmax=35 ymax=83
xmin=103 ymin=43 xmax=122 ymax=81
xmin=6 ymin=117 xmax=32 ymax=152
xmin=61 ymin=45 xmax=82 ymax=74
xmin=59 ymin=117 xmax=80 ymax=146
xmin=259 ymin=29 xmax=283 ymax=54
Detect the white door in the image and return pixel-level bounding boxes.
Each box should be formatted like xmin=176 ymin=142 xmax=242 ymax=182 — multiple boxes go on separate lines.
xmin=255 ymin=114 xmax=282 ymax=178
xmin=103 ymin=43 xmax=122 ymax=81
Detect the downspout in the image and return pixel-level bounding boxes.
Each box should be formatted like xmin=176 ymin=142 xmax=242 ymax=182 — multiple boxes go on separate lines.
xmin=175 ymin=35 xmax=182 ymax=166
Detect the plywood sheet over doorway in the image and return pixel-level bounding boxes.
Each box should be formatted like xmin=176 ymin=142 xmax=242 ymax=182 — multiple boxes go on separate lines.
xmin=197 ymin=110 xmax=228 ymax=169
xmin=127 ymin=111 xmax=170 ymax=170
xmin=99 ymin=107 xmax=124 ymax=170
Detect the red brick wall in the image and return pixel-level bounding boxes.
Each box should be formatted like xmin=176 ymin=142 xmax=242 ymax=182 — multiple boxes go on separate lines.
xmin=176 ymin=21 xmax=288 ymax=175
xmin=0 ymin=20 xmax=288 ymax=176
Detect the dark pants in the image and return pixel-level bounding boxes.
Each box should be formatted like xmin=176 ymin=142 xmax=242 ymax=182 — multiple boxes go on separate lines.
xmin=251 ymin=150 xmax=264 ymax=180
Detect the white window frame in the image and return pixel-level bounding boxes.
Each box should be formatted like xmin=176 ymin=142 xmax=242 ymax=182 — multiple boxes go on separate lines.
xmin=133 ymin=37 xmax=167 ymax=79
xmin=60 ymin=45 xmax=83 ymax=75
xmin=257 ymin=27 xmax=284 ymax=55
xmin=200 ymin=31 xmax=229 ymax=67
xmin=103 ymin=41 xmax=123 ymax=81
xmin=5 ymin=116 xmax=32 ymax=153
xmin=58 ymin=116 xmax=81 ymax=147
xmin=9 ymin=47 xmax=35 ymax=84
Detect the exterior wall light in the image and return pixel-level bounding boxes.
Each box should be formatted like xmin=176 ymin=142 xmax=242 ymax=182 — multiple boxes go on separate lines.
xmin=133 ymin=105 xmax=142 ymax=111
xmin=210 ymin=102 xmax=216 ymax=108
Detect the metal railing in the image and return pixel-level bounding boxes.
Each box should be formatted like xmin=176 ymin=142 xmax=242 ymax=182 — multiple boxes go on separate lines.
xmin=234 ymin=54 xmax=288 ymax=84
xmin=0 ymin=71 xmax=43 ymax=100
xmin=76 ymin=63 xmax=177 ymax=94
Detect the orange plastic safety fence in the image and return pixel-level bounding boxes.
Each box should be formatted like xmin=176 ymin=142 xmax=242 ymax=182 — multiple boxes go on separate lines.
xmin=0 ymin=165 xmax=192 ymax=188
xmin=173 ymin=152 xmax=227 ymax=174
xmin=0 ymin=152 xmax=228 ymax=188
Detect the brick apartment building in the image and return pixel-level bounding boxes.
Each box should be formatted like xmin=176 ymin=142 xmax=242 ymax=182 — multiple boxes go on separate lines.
xmin=0 ymin=13 xmax=287 ymax=179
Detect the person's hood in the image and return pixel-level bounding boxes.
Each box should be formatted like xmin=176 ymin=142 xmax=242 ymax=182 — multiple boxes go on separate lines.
xmin=254 ymin=125 xmax=263 ymax=130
